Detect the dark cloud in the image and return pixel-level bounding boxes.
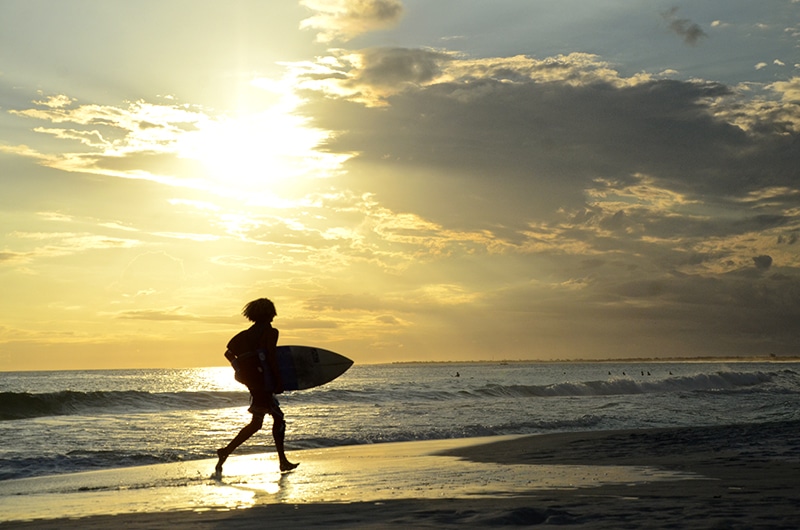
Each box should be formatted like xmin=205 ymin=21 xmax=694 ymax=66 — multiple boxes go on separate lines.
xmin=354 ymin=47 xmax=450 ymax=88
xmin=473 ymin=267 xmax=800 ymax=358
xmin=291 ymin=47 xmax=800 ymax=356
xmin=302 ymin=53 xmax=799 ymax=232
xmin=662 ymin=7 xmax=708 ymax=46
xmin=778 ymin=231 xmax=798 ymax=245
xmin=753 ymin=254 xmax=773 ymax=270
xmin=300 ymin=0 xmax=404 ymax=42
xmin=0 ymin=251 xmax=24 ymax=263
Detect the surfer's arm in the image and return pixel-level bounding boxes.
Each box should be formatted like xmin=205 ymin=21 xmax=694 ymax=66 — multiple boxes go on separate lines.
xmin=261 ymin=327 xmax=284 ymax=394
xmin=224 ymin=350 xmax=245 ymax=383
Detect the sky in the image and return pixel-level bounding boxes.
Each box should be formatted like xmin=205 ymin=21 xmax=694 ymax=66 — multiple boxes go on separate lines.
xmin=2 ymin=0 xmax=800 ymax=370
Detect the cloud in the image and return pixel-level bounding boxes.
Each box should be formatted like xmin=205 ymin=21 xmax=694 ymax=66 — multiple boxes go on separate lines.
xmin=114 ymin=308 xmax=234 ymax=323
xmin=300 ymin=50 xmax=784 ymax=228
xmin=6 ymin=91 xmax=344 ymax=201
xmin=5 ymin=2 xmax=800 ymax=361
xmin=282 ymin=44 xmax=800 ymax=355
xmin=769 ymin=77 xmax=800 ymax=102
xmin=344 ymin=47 xmax=451 ymax=98
xmin=292 ymin=50 xmax=644 ymax=107
xmin=115 ymin=308 xmax=197 ymax=321
xmin=281 ymin=319 xmax=340 ymax=329
xmin=0 ymin=251 xmax=25 ymax=264
xmin=300 ymin=0 xmax=404 ymax=43
xmin=6 ymin=97 xmax=211 ymax=186
xmin=32 ymin=94 xmax=74 ymax=108
xmin=753 ymin=254 xmax=773 ymax=270
xmin=291 ymin=47 xmax=452 ymax=106
xmin=7 ymin=231 xmax=141 ymax=261
xmin=708 ymin=84 xmax=800 ymax=135
xmin=662 ymin=7 xmax=708 ymax=45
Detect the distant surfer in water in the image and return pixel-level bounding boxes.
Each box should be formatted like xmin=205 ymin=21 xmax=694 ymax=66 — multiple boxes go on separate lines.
xmin=216 ymin=298 xmax=298 ymax=476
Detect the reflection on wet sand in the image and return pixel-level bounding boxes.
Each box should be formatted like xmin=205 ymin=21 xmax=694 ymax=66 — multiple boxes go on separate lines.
xmin=0 ymin=436 xmax=702 ymax=522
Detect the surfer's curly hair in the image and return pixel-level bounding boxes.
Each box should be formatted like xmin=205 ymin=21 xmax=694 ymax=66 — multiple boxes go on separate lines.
xmin=242 ymin=298 xmax=277 ymax=323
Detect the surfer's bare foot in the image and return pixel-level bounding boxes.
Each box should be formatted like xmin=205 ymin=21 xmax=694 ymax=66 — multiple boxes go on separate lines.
xmin=215 ymin=448 xmax=229 ymax=477
xmin=280 ymin=460 xmax=299 ymax=472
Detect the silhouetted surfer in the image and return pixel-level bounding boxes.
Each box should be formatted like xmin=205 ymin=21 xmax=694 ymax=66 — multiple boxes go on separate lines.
xmin=215 ymin=298 xmax=298 ymax=476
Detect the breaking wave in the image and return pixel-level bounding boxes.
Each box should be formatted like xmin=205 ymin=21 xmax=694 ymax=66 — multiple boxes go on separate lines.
xmin=0 ymin=390 xmax=244 ymax=421
xmin=4 ymin=369 xmax=793 ymax=421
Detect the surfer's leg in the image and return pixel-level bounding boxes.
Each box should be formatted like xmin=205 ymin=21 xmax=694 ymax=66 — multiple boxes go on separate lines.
xmin=269 ymin=398 xmax=298 ymax=472
xmin=216 ymin=413 xmax=265 ymax=475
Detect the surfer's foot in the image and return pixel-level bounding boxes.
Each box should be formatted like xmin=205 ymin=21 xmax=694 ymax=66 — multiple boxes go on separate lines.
xmin=215 ymin=448 xmax=229 ymax=477
xmin=280 ymin=460 xmax=299 ymax=472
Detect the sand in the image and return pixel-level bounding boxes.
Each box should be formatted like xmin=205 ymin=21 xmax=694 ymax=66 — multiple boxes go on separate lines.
xmin=2 ymin=421 xmax=798 ymax=529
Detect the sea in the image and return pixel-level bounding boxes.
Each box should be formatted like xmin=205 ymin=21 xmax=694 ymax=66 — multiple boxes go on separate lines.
xmin=1 ymin=361 xmax=799 ymax=482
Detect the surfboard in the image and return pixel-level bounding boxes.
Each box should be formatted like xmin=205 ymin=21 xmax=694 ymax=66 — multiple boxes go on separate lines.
xmin=258 ymin=345 xmax=353 ymax=391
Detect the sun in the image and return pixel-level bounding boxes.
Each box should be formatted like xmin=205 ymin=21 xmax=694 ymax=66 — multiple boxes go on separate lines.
xmin=175 ymin=73 xmax=350 ymax=202
xmin=177 ymin=106 xmax=325 ymax=198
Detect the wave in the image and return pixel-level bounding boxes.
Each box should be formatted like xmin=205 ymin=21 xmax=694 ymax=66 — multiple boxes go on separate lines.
xmin=302 ymin=369 xmax=792 ymax=403
xmin=0 ymin=390 xmax=245 ymax=421
xmin=0 ymin=448 xmax=208 ymax=482
xmin=0 ymin=414 xmax=607 ymax=481
xmin=515 ymin=370 xmax=787 ymax=398
xmin=3 ymin=370 xmax=794 ymax=421
xmin=4 ymin=415 xmax=798 ymax=482
xmin=498 ymin=370 xmax=784 ymax=398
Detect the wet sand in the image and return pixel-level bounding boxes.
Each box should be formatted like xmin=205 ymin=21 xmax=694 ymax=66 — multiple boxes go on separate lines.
xmin=2 ymin=421 xmax=798 ymax=529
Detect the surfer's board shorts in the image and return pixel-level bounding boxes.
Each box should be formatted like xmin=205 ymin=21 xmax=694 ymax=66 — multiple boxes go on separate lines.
xmin=227 ymin=348 xmax=284 ymax=420
xmin=248 ymin=385 xmax=284 ymax=420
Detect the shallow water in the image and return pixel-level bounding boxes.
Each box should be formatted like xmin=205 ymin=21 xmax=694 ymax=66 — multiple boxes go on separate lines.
xmin=0 ymin=436 xmax=702 ymax=522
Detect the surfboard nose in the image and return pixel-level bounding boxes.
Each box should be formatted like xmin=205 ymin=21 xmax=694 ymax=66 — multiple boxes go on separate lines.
xmin=277 ymin=345 xmax=354 ymax=391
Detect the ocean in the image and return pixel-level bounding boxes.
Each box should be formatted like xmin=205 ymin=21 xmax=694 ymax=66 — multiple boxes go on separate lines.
xmin=2 ymin=361 xmax=799 ymax=482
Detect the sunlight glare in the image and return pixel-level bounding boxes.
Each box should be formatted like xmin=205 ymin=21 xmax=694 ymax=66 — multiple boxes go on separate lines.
xmin=177 ymin=82 xmax=345 ymax=200
xmin=179 ymin=111 xmax=318 ymax=195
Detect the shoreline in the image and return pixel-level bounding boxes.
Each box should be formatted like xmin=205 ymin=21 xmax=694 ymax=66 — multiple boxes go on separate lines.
xmin=2 ymin=421 xmax=799 ymax=529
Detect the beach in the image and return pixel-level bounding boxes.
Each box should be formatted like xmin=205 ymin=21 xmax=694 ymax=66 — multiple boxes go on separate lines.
xmin=3 ymin=421 xmax=798 ymax=529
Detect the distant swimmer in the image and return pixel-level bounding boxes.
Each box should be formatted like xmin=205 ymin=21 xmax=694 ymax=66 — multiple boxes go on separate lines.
xmin=215 ymin=298 xmax=298 ymax=477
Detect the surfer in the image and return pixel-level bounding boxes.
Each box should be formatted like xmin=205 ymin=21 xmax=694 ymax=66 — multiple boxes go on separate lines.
xmin=216 ymin=298 xmax=298 ymax=476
